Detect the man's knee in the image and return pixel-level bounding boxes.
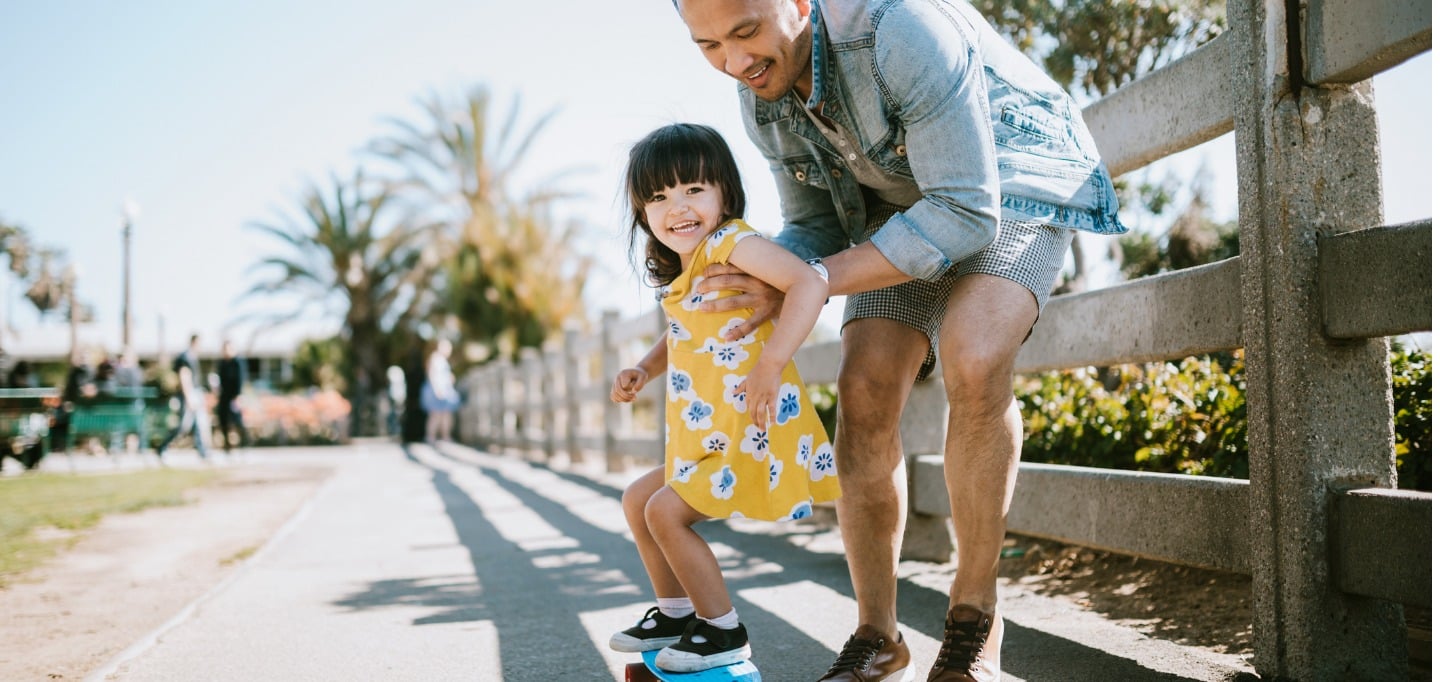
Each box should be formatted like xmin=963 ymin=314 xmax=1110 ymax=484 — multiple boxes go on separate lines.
xmin=938 ymin=340 xmax=1020 ymax=413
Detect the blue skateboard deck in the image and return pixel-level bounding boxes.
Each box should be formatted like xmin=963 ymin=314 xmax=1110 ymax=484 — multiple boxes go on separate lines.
xmin=624 ymin=650 xmax=761 ymax=681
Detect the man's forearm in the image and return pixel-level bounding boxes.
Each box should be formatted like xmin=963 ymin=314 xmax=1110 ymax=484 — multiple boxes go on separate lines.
xmin=822 ymin=242 xmax=913 ymax=296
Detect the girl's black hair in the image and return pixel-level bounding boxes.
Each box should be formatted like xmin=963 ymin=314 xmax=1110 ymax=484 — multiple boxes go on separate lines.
xmin=624 ymin=123 xmax=747 ymax=286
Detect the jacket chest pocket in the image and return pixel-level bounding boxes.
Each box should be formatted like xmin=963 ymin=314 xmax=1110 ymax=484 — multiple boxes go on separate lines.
xmin=783 ymin=158 xmax=832 ymax=190
xmin=868 ymin=126 xmax=914 ymax=177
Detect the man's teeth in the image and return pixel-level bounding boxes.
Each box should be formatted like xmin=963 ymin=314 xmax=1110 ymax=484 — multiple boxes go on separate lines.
xmin=747 ymin=64 xmax=769 ymax=80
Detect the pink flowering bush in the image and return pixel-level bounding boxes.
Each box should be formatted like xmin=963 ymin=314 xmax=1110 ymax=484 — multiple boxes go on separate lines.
xmin=245 ymin=390 xmax=351 ymax=446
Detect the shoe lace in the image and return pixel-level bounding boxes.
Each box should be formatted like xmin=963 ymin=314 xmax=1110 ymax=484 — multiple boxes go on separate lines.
xmin=934 ymin=616 xmax=989 ymax=672
xmin=824 ymin=633 xmax=883 ymax=675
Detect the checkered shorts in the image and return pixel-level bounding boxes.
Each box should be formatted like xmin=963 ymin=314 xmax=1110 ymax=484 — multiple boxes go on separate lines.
xmin=844 ymin=207 xmax=1074 ymax=381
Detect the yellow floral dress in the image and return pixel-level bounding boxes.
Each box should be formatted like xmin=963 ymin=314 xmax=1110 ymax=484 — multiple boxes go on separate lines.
xmin=660 ymin=220 xmax=841 ymax=522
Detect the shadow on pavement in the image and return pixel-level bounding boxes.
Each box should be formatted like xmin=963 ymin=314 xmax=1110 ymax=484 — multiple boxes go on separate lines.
xmin=328 ymin=445 xmax=1239 ymax=681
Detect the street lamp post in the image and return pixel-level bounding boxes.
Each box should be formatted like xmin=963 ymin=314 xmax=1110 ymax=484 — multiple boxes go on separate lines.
xmin=121 ymin=199 xmax=139 ymax=350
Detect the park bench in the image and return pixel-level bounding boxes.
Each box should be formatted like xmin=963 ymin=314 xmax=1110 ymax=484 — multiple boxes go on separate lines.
xmin=0 ymin=387 xmax=58 ymax=470
xmin=65 ymin=387 xmax=162 ymax=453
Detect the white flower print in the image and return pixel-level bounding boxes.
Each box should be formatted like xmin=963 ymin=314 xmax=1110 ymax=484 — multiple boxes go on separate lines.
xmin=696 ymin=337 xmax=749 ymax=370
xmin=682 ymin=398 xmax=714 ymax=431
xmin=717 ymin=318 xmax=757 ymax=347
xmin=680 ymin=276 xmax=720 ymax=312
xmin=795 ymin=434 xmax=814 ymax=467
xmin=810 ymin=442 xmax=838 ymax=481
xmin=667 ymin=366 xmax=696 ymax=403
xmin=739 ymin=424 xmax=769 ymax=461
xmin=702 ymin=432 xmax=730 ymax=454
xmin=667 ymin=316 xmax=691 ymax=343
xmin=710 ymin=465 xmax=737 ymax=500
xmin=768 ymin=455 xmax=783 ymax=491
xmin=672 ymin=457 xmax=698 ymax=483
xmin=775 ymin=383 xmax=802 ymax=425
xmin=722 ymin=373 xmax=747 ymax=413
xmin=704 ymin=224 xmax=739 ymax=257
xmin=782 ymin=500 xmax=814 ymax=522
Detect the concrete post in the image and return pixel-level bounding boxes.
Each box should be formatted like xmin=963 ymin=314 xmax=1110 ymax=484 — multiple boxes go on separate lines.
xmin=898 ymin=376 xmax=955 ymax=562
xmin=494 ymin=361 xmax=509 ymax=454
xmin=542 ymin=345 xmax=561 ymax=464
xmin=1228 ymin=0 xmax=1405 ymax=677
xmin=600 ymin=311 xmax=623 ymax=472
xmin=563 ymin=328 xmax=583 ymax=465
xmin=520 ymin=348 xmax=542 ymax=462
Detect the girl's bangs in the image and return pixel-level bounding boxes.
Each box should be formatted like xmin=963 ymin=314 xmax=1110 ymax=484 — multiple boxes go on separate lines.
xmin=629 ymin=132 xmax=720 ymax=199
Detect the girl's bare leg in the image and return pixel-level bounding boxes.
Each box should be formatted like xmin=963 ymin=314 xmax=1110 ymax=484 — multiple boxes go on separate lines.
xmin=644 ymin=486 xmax=730 ymax=618
xmin=622 ymin=467 xmax=686 ymax=598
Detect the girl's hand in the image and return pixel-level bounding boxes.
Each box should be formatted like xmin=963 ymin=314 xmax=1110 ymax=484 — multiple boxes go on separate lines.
xmin=736 ymin=365 xmax=781 ymax=428
xmin=611 ymin=367 xmax=649 ymax=403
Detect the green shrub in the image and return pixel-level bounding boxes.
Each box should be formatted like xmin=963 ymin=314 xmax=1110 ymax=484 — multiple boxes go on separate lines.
xmin=1014 ymin=349 xmax=1431 ymax=490
xmin=1392 ymin=348 xmax=1432 ymax=490
xmin=1015 ymin=354 xmax=1248 ymax=478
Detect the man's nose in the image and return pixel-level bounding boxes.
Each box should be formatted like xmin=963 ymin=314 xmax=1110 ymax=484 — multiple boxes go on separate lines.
xmin=725 ymin=46 xmax=755 ymax=79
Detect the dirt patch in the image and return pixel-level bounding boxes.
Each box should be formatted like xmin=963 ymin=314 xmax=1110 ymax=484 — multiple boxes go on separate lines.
xmin=999 ymin=536 xmax=1431 ymax=679
xmin=0 ymin=463 xmax=332 ymax=681
xmin=1000 ymin=537 xmax=1253 ymax=656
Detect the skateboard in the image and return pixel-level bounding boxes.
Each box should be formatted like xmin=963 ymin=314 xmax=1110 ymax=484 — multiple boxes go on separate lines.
xmin=624 ymin=649 xmax=761 ymax=681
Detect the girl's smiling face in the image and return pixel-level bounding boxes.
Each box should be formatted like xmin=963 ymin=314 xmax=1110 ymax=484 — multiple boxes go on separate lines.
xmin=644 ymin=180 xmax=725 ymax=266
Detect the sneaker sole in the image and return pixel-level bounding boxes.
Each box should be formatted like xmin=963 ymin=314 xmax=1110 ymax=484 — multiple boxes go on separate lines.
xmin=654 ymin=643 xmax=753 ymax=673
xmin=881 ymin=665 xmax=916 ymax=682
xmin=608 ymin=633 xmax=681 ymax=653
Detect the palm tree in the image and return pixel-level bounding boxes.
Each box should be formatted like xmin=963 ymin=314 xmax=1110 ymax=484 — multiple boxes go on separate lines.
xmin=243 ymin=171 xmax=441 ymax=436
xmin=368 ymin=86 xmax=592 ymax=364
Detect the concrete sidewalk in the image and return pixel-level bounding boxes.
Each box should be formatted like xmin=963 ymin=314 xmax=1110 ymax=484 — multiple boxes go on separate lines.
xmin=92 ymin=442 xmax=1256 ymax=681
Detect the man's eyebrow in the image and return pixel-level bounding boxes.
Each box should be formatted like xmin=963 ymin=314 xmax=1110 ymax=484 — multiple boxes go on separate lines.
xmin=693 ymin=18 xmax=760 ymax=44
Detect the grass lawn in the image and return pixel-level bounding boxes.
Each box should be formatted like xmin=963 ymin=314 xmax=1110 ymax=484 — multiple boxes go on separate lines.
xmin=0 ymin=469 xmax=218 ymax=586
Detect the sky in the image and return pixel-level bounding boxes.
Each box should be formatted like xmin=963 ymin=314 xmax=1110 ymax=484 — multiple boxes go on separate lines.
xmin=0 ymin=2 xmax=1432 ymax=360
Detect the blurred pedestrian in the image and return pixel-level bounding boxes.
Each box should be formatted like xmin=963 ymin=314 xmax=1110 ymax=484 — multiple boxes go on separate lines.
xmin=421 ymin=338 xmax=459 ymax=444
xmin=156 ymin=334 xmax=211 ymax=461
xmin=113 ymin=347 xmax=144 ymax=390
xmin=216 ymin=340 xmax=249 ymax=453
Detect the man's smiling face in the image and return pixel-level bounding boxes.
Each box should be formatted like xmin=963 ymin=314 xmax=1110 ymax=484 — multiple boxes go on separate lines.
xmin=677 ymin=0 xmax=815 ymax=102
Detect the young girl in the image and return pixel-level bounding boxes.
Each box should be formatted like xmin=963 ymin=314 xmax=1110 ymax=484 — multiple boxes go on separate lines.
xmin=608 ymin=123 xmax=841 ymax=673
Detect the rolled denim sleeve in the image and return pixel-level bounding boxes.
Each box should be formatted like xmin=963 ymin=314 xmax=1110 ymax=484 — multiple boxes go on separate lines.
xmin=867 ymin=3 xmax=1000 ymax=281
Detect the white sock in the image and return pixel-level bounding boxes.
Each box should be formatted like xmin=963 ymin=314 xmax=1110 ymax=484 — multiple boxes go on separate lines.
xmin=657 ymin=597 xmax=694 ymax=619
xmin=702 ymin=608 xmax=740 ymax=630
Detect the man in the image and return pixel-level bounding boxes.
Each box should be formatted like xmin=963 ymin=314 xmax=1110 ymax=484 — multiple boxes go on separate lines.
xmin=671 ymin=1 xmax=1125 ymax=680
xmin=216 ymin=340 xmax=250 ymax=453
xmin=156 ymin=334 xmax=211 ymax=461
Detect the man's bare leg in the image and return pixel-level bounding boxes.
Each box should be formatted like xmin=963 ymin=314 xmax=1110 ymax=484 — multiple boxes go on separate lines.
xmin=834 ymin=317 xmax=929 ymax=639
xmin=935 ymin=274 xmax=1038 ymax=674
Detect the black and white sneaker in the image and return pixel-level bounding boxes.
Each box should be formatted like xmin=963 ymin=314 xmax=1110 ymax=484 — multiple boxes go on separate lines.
xmin=654 ymin=619 xmax=752 ymax=673
xmin=609 ymin=607 xmax=697 ymax=652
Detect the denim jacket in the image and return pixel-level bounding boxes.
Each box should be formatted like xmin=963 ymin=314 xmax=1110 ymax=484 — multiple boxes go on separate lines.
xmin=745 ymin=0 xmax=1127 ymax=281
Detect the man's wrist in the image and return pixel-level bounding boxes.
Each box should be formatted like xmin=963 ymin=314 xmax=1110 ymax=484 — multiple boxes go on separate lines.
xmin=805 ymin=258 xmax=831 ymax=304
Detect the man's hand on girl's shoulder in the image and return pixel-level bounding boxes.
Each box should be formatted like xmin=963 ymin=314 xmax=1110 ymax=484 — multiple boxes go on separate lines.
xmin=696 ymin=264 xmax=784 ymax=340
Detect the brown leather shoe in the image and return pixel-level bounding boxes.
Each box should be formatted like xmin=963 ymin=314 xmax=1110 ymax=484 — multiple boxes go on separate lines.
xmin=817 ymin=624 xmax=916 ymax=681
xmin=927 ymin=605 xmax=1000 ymax=681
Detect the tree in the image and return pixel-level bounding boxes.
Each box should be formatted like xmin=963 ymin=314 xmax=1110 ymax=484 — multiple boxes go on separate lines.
xmin=976 ymin=0 xmax=1225 ymax=99
xmin=243 ymin=172 xmax=441 ymax=436
xmin=368 ymin=86 xmax=592 ymax=366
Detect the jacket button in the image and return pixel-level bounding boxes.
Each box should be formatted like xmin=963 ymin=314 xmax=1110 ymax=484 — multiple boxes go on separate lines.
xmin=830 ymin=168 xmax=843 ymax=178
xmin=896 ymin=145 xmax=907 ymax=156
xmin=794 ymin=170 xmax=807 ymax=182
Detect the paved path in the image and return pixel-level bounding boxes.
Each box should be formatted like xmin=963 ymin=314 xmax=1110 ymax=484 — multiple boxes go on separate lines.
xmin=85 ymin=442 xmax=1255 ymax=681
